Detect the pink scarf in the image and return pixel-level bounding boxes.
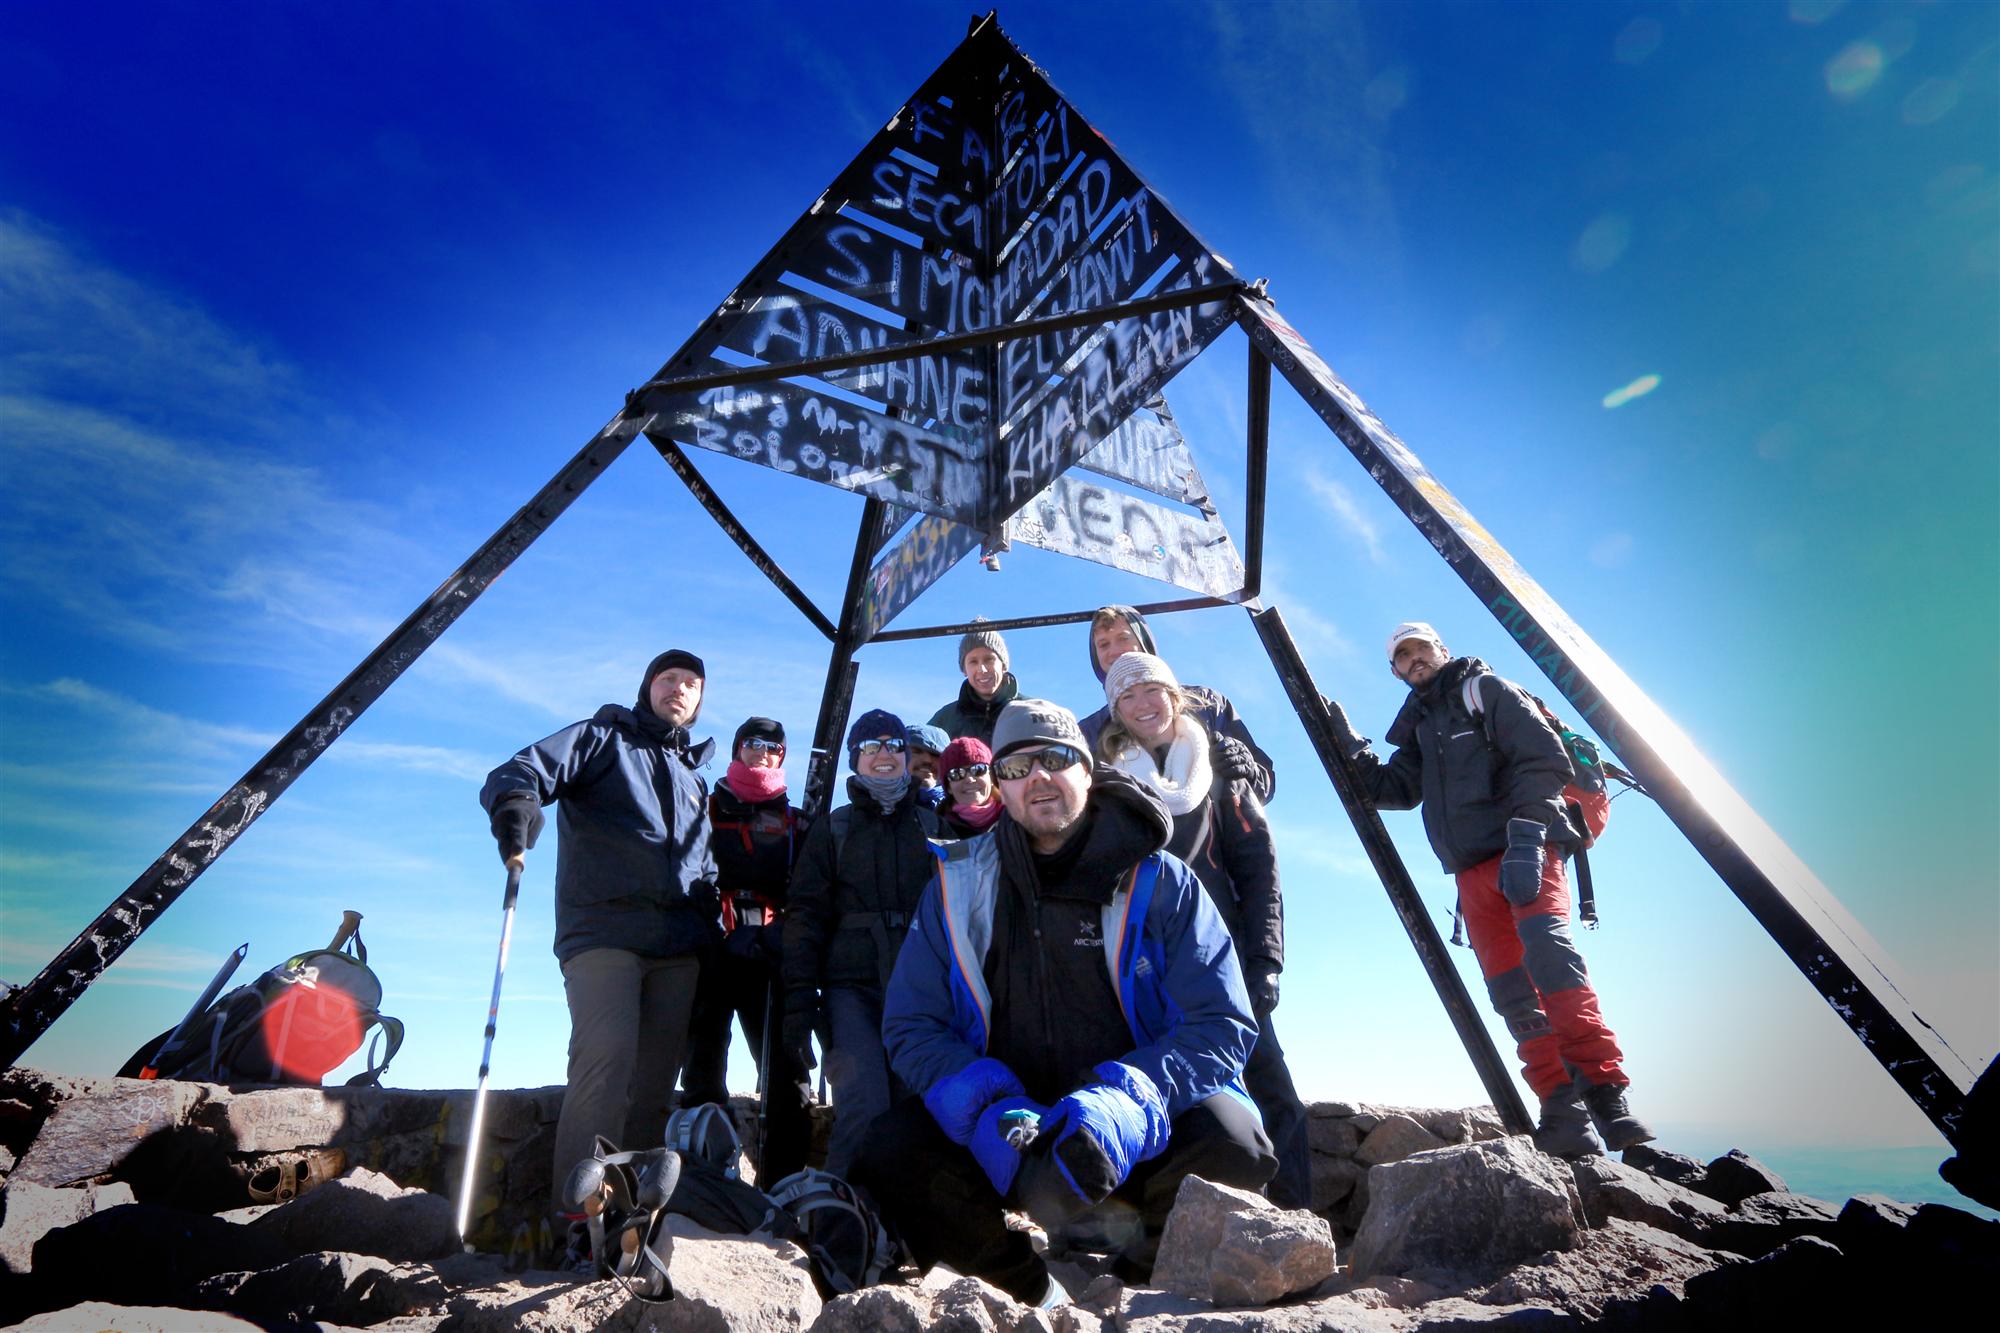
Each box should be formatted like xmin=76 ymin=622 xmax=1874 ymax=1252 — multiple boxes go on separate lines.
xmin=723 ymin=761 xmax=787 ymax=802
xmin=953 ymin=798 xmax=1002 ymax=830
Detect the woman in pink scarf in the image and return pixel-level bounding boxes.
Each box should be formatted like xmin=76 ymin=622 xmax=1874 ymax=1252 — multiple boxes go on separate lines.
xmin=936 ymin=736 xmax=1002 ymax=838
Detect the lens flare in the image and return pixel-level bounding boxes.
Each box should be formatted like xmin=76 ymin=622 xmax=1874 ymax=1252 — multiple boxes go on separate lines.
xmin=1602 ymin=374 xmax=1661 ymax=409
xmin=1614 ymin=17 xmax=1663 ymax=65
xmin=1903 ymin=78 xmax=1960 ymax=126
xmin=1573 ymin=214 xmax=1633 ymax=273
xmin=1825 ymin=42 xmax=1884 ymax=100
xmin=1788 ymin=0 xmax=1846 ymax=24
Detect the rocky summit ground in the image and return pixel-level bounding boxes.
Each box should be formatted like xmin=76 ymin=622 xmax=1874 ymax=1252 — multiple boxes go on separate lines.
xmin=0 ymin=1069 xmax=1993 ymax=1330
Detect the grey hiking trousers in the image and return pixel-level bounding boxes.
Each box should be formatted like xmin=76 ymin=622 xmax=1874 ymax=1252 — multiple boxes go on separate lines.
xmin=551 ymin=948 xmax=701 ymax=1210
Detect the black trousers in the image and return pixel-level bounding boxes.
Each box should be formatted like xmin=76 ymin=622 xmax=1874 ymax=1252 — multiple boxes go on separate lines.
xmin=681 ymin=947 xmax=811 ymax=1183
xmin=850 ymin=1091 xmax=1276 ymax=1302
xmin=1245 ymin=1013 xmax=1313 ymax=1209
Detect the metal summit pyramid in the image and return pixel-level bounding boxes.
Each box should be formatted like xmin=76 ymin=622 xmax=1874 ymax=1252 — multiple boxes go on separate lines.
xmin=4 ymin=11 xmax=1988 ymax=1183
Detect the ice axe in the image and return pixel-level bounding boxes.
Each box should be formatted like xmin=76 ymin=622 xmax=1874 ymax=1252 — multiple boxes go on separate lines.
xmin=456 ymin=855 xmax=524 ymax=1249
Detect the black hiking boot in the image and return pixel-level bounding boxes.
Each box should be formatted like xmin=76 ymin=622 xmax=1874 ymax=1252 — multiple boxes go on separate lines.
xmin=1582 ymin=1081 xmax=1655 ymax=1152
xmin=1532 ymin=1087 xmax=1605 ymax=1160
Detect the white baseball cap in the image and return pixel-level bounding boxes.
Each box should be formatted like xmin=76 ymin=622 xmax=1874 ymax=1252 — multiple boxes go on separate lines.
xmin=1386 ymin=621 xmax=1443 ymax=661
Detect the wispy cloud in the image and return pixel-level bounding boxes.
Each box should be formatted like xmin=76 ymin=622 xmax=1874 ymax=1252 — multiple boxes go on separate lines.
xmin=1305 ymin=467 xmax=1388 ymax=565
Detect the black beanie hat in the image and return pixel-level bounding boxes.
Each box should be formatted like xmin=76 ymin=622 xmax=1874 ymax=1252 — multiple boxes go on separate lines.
xmin=845 ymin=707 xmax=907 ymax=768
xmin=733 ymin=716 xmax=785 ymax=751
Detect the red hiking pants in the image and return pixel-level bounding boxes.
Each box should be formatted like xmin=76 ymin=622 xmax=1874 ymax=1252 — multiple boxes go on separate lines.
xmin=1456 ymin=847 xmax=1625 ymax=1099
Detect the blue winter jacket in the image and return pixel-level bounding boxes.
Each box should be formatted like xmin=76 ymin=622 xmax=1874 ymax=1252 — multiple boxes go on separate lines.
xmin=480 ymin=704 xmax=720 ymax=964
xmin=882 ymin=830 xmax=1259 ymax=1120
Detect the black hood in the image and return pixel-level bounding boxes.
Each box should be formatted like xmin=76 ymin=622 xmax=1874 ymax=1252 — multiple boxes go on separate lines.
xmin=595 ymin=702 xmax=716 ymax=769
xmin=1088 ymin=606 xmax=1158 ymax=683
xmin=638 ymin=649 xmax=706 ymax=729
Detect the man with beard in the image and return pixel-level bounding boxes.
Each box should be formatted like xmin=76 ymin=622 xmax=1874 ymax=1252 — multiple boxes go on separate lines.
xmin=1326 ymin=622 xmax=1652 ymax=1158
xmin=480 ymin=649 xmax=719 ymax=1214
xmin=854 ymin=699 xmax=1275 ymax=1303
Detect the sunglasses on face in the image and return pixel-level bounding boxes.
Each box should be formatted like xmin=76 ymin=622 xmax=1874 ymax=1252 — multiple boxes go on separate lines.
xmin=742 ymin=737 xmax=784 ymax=753
xmin=992 ymin=744 xmax=1086 ymax=782
xmin=855 ymin=737 xmax=907 ymax=755
xmin=946 ymin=763 xmax=990 ymax=783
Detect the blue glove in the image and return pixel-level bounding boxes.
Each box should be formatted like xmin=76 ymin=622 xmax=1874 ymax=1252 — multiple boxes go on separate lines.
xmin=1499 ymin=817 xmax=1548 ymax=906
xmin=1040 ymin=1062 xmax=1170 ymax=1205
xmin=970 ymin=1095 xmax=1047 ymax=1197
xmin=923 ymin=1057 xmax=1026 ymax=1146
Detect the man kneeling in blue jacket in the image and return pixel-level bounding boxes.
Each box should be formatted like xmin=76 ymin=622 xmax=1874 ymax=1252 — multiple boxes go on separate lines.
xmin=853 ymin=699 xmax=1276 ymax=1303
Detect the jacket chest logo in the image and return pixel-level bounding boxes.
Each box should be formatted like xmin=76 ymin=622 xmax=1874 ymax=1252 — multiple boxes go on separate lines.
xmin=1072 ymin=917 xmax=1103 ymax=949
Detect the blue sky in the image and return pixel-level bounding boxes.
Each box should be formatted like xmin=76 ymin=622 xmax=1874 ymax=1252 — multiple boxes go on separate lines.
xmin=2 ymin=0 xmax=1994 ymax=1190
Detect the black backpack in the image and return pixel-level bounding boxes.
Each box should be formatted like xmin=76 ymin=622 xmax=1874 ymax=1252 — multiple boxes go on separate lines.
xmin=119 ymin=932 xmax=402 ymax=1087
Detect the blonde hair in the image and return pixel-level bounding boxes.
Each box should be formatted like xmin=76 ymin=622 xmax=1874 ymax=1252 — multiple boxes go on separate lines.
xmin=1097 ymin=680 xmax=1196 ymax=763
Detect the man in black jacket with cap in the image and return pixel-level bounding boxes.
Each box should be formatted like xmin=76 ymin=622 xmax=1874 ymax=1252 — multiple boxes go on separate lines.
xmin=480 ymin=648 xmax=720 ymax=1212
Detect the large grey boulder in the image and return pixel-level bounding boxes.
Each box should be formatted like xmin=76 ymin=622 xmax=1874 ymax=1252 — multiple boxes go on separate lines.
xmin=1620 ymin=1143 xmax=1709 ymax=1192
xmin=0 ymin=1180 xmax=134 ymax=1274
xmin=11 ymin=1079 xmax=206 ymax=1189
xmin=1706 ymin=1190 xmax=1842 ymax=1259
xmin=1353 ymin=1114 xmax=1446 ymax=1167
xmin=806 ymin=1283 xmax=934 ymax=1332
xmin=1347 ymin=1136 xmax=1584 ymax=1279
xmin=1309 ymin=1154 xmax=1365 ymax=1214
xmin=247 ymin=1166 xmax=456 ymax=1262
xmin=444 ymin=1273 xmax=658 ymax=1332
xmin=1468 ymin=1217 xmax=1735 ymax=1321
xmin=3 ymin=1302 xmax=270 ymax=1331
xmin=1152 ymin=1176 xmax=1337 ymax=1305
xmin=1695 ymin=1149 xmax=1786 ymax=1206
xmin=1307 ymin=1116 xmax=1361 ymax=1157
xmin=191 ymin=1250 xmax=447 ymax=1325
xmin=28 ymin=1203 xmax=290 ymax=1310
xmin=650 ymin=1213 xmax=823 ymax=1331
xmin=1122 ymin=1290 xmax=1404 ymax=1332
xmin=1567 ymin=1155 xmax=1727 ymax=1243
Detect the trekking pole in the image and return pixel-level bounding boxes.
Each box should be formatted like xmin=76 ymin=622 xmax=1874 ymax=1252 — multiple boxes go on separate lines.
xmin=755 ymin=976 xmax=775 ymax=1153
xmin=328 ymin=909 xmax=364 ymax=951
xmin=456 ymin=855 xmax=523 ymax=1249
xmin=139 ymin=942 xmax=248 ymax=1079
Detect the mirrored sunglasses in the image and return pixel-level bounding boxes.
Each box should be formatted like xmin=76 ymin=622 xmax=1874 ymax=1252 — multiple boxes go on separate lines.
xmin=741 ymin=737 xmax=785 ymax=753
xmin=992 ymin=744 xmax=1086 ymax=782
xmin=855 ymin=737 xmax=907 ymax=755
xmin=945 ymin=762 xmax=990 ymax=782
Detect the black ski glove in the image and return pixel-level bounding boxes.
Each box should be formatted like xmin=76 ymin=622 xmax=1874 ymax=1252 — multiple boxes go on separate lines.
xmin=1246 ymin=963 xmax=1281 ymax=1015
xmin=1211 ymin=734 xmax=1259 ymax=787
xmin=489 ymin=794 xmax=544 ymax=864
xmin=1499 ymin=817 xmax=1549 ymax=906
xmin=1322 ymin=698 xmax=1367 ymax=760
xmin=782 ymin=989 xmax=822 ymax=1071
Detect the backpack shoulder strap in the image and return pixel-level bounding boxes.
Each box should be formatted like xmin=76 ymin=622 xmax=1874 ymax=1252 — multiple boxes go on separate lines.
xmin=1460 ymin=673 xmax=1500 ymax=746
xmin=344 ymin=1014 xmax=404 ymax=1087
xmin=829 ymin=806 xmax=854 ymax=864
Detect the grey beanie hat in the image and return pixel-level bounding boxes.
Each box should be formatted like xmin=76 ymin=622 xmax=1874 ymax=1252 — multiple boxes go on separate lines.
xmin=1103 ymin=651 xmax=1181 ymax=709
xmin=958 ymin=622 xmax=1009 ymax=672
xmin=990 ymin=698 xmax=1091 ymax=768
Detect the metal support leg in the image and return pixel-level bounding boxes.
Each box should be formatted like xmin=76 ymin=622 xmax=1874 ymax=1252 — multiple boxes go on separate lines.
xmin=1251 ymin=603 xmax=1532 ymax=1134
xmin=801 ymin=499 xmax=888 ymax=827
xmin=1237 ymin=292 xmax=1975 ymax=1147
xmin=0 ymin=409 xmax=653 ymax=1068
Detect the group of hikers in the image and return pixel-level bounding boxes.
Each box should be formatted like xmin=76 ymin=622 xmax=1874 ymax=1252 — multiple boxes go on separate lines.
xmin=479 ymin=606 xmax=1652 ymax=1304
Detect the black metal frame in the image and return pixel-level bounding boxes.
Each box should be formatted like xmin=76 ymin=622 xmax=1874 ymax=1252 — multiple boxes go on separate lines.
xmin=2 ymin=15 xmax=1981 ymax=1181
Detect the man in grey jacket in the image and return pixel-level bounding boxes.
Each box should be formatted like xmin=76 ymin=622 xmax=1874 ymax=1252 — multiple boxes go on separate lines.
xmin=480 ymin=649 xmax=719 ymax=1210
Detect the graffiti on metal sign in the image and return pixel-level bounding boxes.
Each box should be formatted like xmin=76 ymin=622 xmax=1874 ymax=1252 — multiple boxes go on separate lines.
xmin=1006 ymin=473 xmax=1244 ymax=599
xmin=667 ymin=379 xmax=990 ymax=522
xmin=998 ymin=264 xmax=1236 ymax=514
xmin=857 ymin=511 xmax=984 ymax=640
xmin=1076 ymin=403 xmax=1210 ymax=508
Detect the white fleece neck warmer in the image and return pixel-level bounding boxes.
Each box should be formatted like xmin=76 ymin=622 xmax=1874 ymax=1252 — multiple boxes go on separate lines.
xmin=1109 ymin=715 xmax=1212 ymax=815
